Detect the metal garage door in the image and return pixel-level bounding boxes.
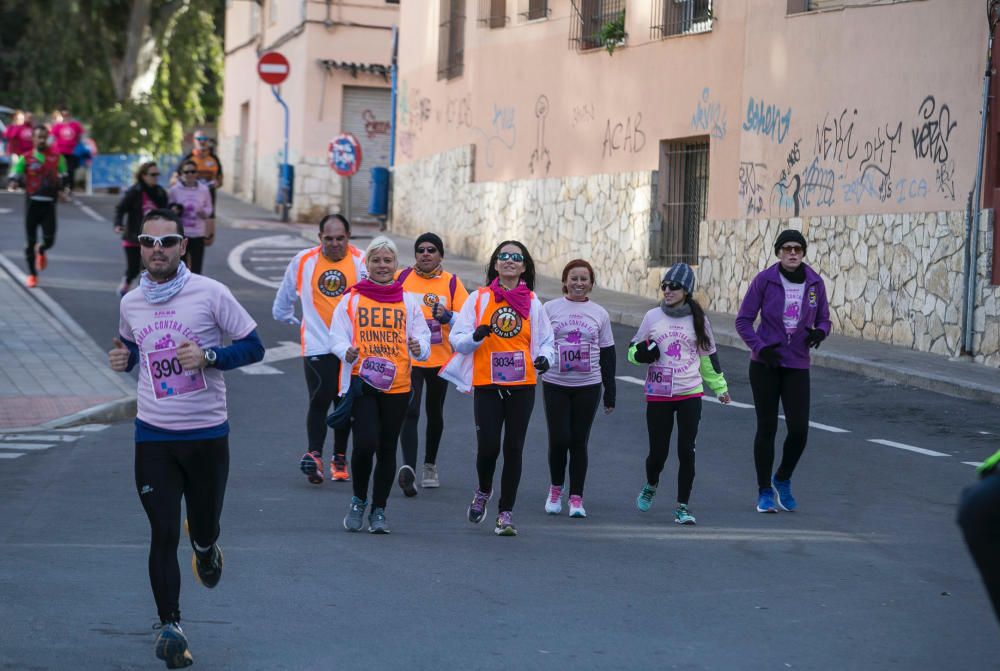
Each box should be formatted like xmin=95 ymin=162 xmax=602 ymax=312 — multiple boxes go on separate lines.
xmin=341 ymin=86 xmax=392 ymax=223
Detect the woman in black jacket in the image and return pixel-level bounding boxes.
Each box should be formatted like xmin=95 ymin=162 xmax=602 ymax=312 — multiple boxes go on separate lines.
xmin=113 ymin=161 xmax=168 ymax=296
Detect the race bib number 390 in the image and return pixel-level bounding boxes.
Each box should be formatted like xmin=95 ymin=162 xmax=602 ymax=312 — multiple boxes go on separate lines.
xmin=146 ymin=348 xmax=207 ymax=401
xmin=491 ymin=351 xmax=526 ymax=384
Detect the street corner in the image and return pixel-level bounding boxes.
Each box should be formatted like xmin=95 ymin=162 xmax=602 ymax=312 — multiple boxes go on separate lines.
xmin=0 ymin=394 xmax=135 ymax=432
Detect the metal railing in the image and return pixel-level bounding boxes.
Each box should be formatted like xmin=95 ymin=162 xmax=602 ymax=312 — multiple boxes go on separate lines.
xmin=651 ymin=0 xmax=712 ymax=39
xmin=568 ymin=0 xmax=626 ymax=51
xmin=438 ymin=0 xmax=466 ymax=79
xmin=654 ymin=141 xmax=709 ymax=265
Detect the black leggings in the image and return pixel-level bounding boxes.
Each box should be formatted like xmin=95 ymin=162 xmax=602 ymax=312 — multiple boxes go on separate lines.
xmin=958 ymin=473 xmax=1000 ymax=622
xmin=749 ymin=362 xmax=810 ymax=489
xmin=351 ymin=383 xmax=409 ymax=508
xmin=134 ymin=436 xmax=229 ymax=621
xmin=303 ymin=354 xmax=350 ymax=457
xmin=124 ymin=245 xmax=142 ymax=283
xmin=24 ymin=199 xmax=56 ymax=275
xmin=543 ymin=382 xmax=601 ymax=496
xmin=645 ymin=396 xmax=702 ymax=504
xmin=474 ymin=386 xmax=536 ymax=513
xmin=400 ymin=366 xmax=449 ymax=468
xmin=185 ymin=237 xmax=206 ymax=274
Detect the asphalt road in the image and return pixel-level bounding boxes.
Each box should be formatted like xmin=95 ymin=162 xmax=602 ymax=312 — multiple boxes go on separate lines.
xmin=0 ymin=192 xmax=997 ymax=670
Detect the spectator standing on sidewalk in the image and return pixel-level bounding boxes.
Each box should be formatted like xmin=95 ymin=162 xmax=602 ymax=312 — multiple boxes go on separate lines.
xmin=51 ymin=109 xmax=85 ymax=192
xmin=7 ymin=125 xmax=68 ymax=288
xmin=168 ymin=159 xmax=214 ymax=274
xmin=114 ymin=161 xmax=168 ymax=296
xmin=108 ymin=208 xmax=264 ymax=669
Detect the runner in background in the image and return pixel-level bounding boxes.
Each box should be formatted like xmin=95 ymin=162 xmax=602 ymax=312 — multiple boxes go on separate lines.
xmin=6 ymin=125 xmax=68 ymax=288
xmin=108 ymin=208 xmax=264 ymax=669
xmin=176 ymin=131 xmax=222 ymax=238
xmin=442 ymin=241 xmax=555 ymax=537
xmin=273 ymin=213 xmax=365 ymax=484
xmin=3 ymin=110 xmax=34 ymax=160
xmin=541 ymin=259 xmax=616 ymax=519
xmin=114 ymin=161 xmax=168 ymax=296
xmin=51 ymin=108 xmax=85 ymax=192
xmin=396 ymin=232 xmax=469 ymax=494
xmin=168 ymin=159 xmax=213 ymax=274
xmin=958 ymin=450 xmax=1000 ymax=625
xmin=630 ymin=263 xmax=731 ymax=525
xmin=330 ymin=236 xmax=430 ymax=534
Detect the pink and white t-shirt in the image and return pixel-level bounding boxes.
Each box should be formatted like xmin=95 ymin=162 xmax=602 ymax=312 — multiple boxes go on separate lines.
xmin=632 ymin=308 xmax=716 ymax=400
xmin=168 ymin=182 xmax=212 ymax=238
xmin=52 ymin=120 xmax=83 ymax=154
xmin=780 ymin=275 xmax=804 ymax=334
xmin=119 ymin=274 xmax=257 ymax=431
xmin=542 ymin=297 xmax=614 ymax=388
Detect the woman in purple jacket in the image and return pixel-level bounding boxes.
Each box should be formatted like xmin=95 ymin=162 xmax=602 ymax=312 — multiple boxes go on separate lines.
xmin=735 ymin=229 xmax=831 ymax=514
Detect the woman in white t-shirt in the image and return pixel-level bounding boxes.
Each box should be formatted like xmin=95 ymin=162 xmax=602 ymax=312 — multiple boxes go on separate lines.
xmin=540 ymin=260 xmax=616 ymax=519
xmin=629 ymin=263 xmax=731 ymax=525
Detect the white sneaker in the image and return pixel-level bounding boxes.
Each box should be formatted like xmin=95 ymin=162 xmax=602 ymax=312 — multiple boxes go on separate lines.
xmin=544 ymin=485 xmax=563 ymax=514
xmin=568 ymin=495 xmax=587 ymax=518
xmin=421 ymin=463 xmax=440 ymax=488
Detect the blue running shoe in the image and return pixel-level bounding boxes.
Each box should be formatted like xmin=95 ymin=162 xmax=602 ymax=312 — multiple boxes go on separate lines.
xmin=368 ymin=507 xmax=390 ymax=534
xmin=154 ymin=621 xmax=193 ymax=669
xmin=756 ymin=488 xmax=778 ymax=513
xmin=772 ymin=476 xmax=797 ymax=511
xmin=636 ymin=484 xmax=657 ymax=512
xmin=343 ymin=496 xmax=367 ymax=531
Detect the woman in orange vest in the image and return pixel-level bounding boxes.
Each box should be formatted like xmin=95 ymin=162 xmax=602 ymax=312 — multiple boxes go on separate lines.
xmin=330 ymin=236 xmax=430 ymax=534
xmin=442 ymin=241 xmax=555 ymax=536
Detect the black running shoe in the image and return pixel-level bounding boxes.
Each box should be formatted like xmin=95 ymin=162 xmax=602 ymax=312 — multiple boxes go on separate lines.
xmin=191 ymin=544 xmax=223 ymax=589
xmin=154 ymin=621 xmax=193 ymax=669
xmin=398 ymin=465 xmax=418 ymax=497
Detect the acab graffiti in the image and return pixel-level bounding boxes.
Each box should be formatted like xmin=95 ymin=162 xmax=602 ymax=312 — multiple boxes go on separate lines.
xmin=602 ymin=113 xmax=646 ymax=157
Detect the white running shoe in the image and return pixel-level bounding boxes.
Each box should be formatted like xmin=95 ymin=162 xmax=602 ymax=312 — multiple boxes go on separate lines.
xmin=568 ymin=495 xmax=587 ymax=518
xmin=544 ymin=485 xmax=563 ymax=514
xmin=421 ymin=463 xmax=440 ymax=488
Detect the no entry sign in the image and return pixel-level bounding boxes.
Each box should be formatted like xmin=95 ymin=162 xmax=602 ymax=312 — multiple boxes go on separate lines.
xmin=258 ymin=52 xmax=290 ymax=85
xmin=329 ymin=133 xmax=362 ymax=177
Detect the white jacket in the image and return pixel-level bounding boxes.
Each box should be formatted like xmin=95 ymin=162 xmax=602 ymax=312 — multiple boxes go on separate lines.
xmin=272 ymin=244 xmax=366 ymax=356
xmin=329 ymin=290 xmax=431 ymax=396
xmin=441 ymin=286 xmax=555 ymax=393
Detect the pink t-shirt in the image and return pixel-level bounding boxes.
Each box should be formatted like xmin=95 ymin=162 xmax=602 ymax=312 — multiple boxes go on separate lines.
xmin=541 ymin=297 xmax=614 ymax=387
xmin=632 ymin=308 xmax=716 ymax=400
xmin=5 ymin=124 xmax=34 ymax=155
xmin=168 ymin=182 xmax=212 ymax=238
xmin=52 ymin=120 xmax=84 ymax=154
xmin=119 ymin=274 xmax=257 ymax=431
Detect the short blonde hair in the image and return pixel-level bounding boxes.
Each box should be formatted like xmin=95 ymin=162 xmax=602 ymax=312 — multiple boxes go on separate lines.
xmin=365 ymin=235 xmax=398 ymax=260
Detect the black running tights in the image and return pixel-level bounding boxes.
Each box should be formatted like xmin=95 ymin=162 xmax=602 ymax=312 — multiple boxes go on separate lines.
xmin=24 ymin=199 xmax=56 ymax=275
xmin=473 ymin=386 xmax=535 ymax=513
xmin=351 ymin=385 xmax=409 ymax=508
xmin=543 ymin=382 xmax=601 ymax=496
xmin=749 ymin=362 xmax=810 ymax=489
xmin=645 ymin=396 xmax=702 ymax=504
xmin=185 ymin=237 xmax=205 ymax=274
xmin=124 ymin=245 xmax=142 ymax=284
xmin=134 ymin=436 xmax=229 ymax=622
xmin=400 ymin=366 xmax=449 ymax=468
xmin=303 ymin=354 xmax=350 ymax=457
xmin=958 ymin=473 xmax=1000 ymax=622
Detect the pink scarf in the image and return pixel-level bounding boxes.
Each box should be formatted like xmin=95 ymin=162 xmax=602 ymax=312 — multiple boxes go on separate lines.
xmin=489 ymin=278 xmax=532 ymax=318
xmin=353 ymin=278 xmax=404 ymax=302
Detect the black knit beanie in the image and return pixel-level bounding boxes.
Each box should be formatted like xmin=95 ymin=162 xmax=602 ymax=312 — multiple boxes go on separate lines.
xmin=774 ymin=229 xmax=807 ymax=255
xmin=415 ymin=232 xmax=445 ymax=257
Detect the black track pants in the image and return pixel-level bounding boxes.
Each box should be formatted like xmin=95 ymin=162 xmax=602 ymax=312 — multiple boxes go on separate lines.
xmin=124 ymin=245 xmax=142 ymax=283
xmin=303 ymin=354 xmax=350 ymax=457
xmin=958 ymin=473 xmax=1000 ymax=623
xmin=400 ymin=366 xmax=449 ymax=468
xmin=645 ymin=396 xmax=701 ymax=504
xmin=24 ymin=199 xmax=56 ymax=275
xmin=350 ymin=385 xmax=409 ymax=508
xmin=473 ymin=386 xmax=536 ymax=513
xmin=185 ymin=237 xmax=206 ymax=275
xmin=543 ymin=382 xmax=601 ymax=496
xmin=134 ymin=436 xmax=229 ymax=621
xmin=749 ymin=362 xmax=810 ymax=489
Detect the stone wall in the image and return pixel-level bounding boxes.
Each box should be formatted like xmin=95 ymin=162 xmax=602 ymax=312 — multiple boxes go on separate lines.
xmin=393 ymin=146 xmax=1000 ymax=366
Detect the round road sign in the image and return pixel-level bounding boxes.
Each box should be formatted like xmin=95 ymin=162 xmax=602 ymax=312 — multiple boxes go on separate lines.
xmin=329 ymin=133 xmax=362 ymax=177
xmin=258 ymin=52 xmax=290 ymax=85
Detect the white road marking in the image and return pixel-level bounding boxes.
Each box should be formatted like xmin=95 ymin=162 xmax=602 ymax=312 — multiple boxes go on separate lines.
xmin=1 ymin=434 xmax=80 ymax=442
xmin=74 ymin=199 xmax=105 ymax=222
xmin=0 ymin=453 xmax=25 ymax=459
xmin=777 ymin=415 xmax=850 ymax=433
xmin=63 ymin=424 xmax=110 ymax=432
xmin=227 ymin=235 xmax=307 ymax=289
xmin=239 ymin=340 xmax=301 ymax=375
xmin=702 ymin=396 xmax=755 ymax=409
xmin=868 ymin=439 xmax=949 ymax=457
xmin=617 ymin=376 xmax=753 ymax=408
xmin=0 ymin=443 xmax=55 ymax=451
xmin=0 ymin=208 xmax=12 ymax=214
xmin=963 ymin=461 xmax=983 ymax=468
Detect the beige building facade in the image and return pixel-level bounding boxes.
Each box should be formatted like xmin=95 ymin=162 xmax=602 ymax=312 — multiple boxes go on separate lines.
xmin=221 ymin=0 xmax=398 ymax=223
xmin=392 ymin=0 xmax=1000 ymax=366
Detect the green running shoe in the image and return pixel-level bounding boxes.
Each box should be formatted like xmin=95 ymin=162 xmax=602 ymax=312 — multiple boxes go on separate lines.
xmin=636 ymin=484 xmax=657 ymax=512
xmin=674 ymin=503 xmax=697 ymax=525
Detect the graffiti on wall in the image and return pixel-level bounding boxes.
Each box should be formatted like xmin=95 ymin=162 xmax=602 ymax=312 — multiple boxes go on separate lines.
xmin=602 ymin=113 xmax=646 ymax=158
xmin=362 ymin=110 xmax=390 ymax=139
xmin=738 ymin=161 xmax=767 ymax=216
xmin=572 ymin=103 xmax=596 ymax=127
xmin=471 ymin=102 xmax=517 ymax=168
xmin=529 ymin=95 xmax=552 ymax=176
xmin=743 ymin=96 xmax=792 ymax=144
xmin=911 ymin=96 xmax=957 ymax=200
xmin=691 ymin=88 xmax=727 ymax=140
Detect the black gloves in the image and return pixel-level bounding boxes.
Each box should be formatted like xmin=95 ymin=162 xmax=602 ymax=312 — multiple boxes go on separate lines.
xmin=533 ymin=356 xmax=550 ymax=373
xmin=633 ymin=340 xmax=660 ymax=364
xmin=432 ymin=303 xmax=452 ymax=324
xmin=472 ymin=325 xmax=491 ymax=342
xmin=805 ymin=329 xmax=826 ymax=349
xmin=758 ymin=345 xmax=780 ymax=368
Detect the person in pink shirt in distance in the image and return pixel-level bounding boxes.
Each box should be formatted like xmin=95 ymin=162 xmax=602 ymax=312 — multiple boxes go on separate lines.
xmin=51 ymin=108 xmax=85 ymax=192
xmin=4 ymin=110 xmax=36 ymax=160
xmin=168 ymin=159 xmax=214 ymax=275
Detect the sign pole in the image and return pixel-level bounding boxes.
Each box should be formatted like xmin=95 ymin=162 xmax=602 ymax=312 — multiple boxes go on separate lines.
xmin=271 ymin=85 xmax=290 ymax=222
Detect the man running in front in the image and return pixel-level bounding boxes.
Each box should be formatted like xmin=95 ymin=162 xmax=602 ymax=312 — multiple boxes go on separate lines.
xmin=108 ymin=208 xmax=264 ymax=669
xmin=273 ymin=213 xmax=365 ymax=484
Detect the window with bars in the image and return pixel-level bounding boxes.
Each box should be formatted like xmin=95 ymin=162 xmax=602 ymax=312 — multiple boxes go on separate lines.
xmin=652 ymin=139 xmax=709 ymax=265
xmin=478 ymin=0 xmax=508 ymax=28
xmin=519 ymin=0 xmax=549 ymax=21
xmin=438 ymin=0 xmax=466 ymax=80
xmin=651 ymin=0 xmax=712 ymax=39
xmin=568 ymin=0 xmax=626 ymax=51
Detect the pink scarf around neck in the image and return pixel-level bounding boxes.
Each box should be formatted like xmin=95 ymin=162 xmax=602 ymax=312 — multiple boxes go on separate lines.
xmin=489 ymin=277 xmax=531 ymax=318
xmin=353 ymin=278 xmax=404 ymax=303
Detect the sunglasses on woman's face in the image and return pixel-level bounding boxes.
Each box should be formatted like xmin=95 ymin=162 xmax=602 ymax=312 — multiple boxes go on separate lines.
xmin=497 ymin=252 xmax=524 ymax=263
xmin=661 ymin=281 xmax=684 ymax=292
xmin=138 ymin=234 xmax=184 ymax=249
xmin=146 ymin=172 xmax=160 ymax=178
xmin=181 ymin=170 xmax=197 ymax=175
